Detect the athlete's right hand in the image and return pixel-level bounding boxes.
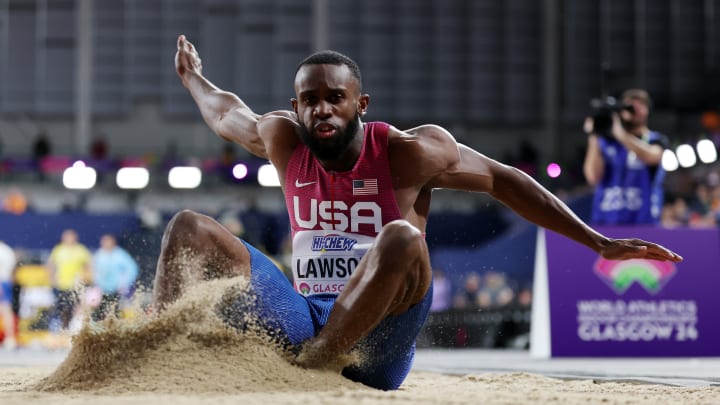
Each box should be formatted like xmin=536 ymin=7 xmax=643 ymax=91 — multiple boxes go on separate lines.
xmin=175 ymin=34 xmax=203 ymax=87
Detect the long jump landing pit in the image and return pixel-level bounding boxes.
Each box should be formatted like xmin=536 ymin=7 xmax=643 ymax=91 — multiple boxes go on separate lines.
xmin=1 ymin=278 xmax=719 ymax=405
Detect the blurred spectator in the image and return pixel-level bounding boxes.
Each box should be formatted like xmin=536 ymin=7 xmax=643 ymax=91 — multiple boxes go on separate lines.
xmin=138 ymin=206 xmax=164 ymax=230
xmin=219 ymin=143 xmax=237 ymax=182
xmin=221 ymin=143 xmax=236 ymax=165
xmin=705 ymin=168 xmax=720 ymax=188
xmin=13 ymin=255 xmax=55 ymax=337
xmin=46 ymin=229 xmax=92 ymax=330
xmin=32 ymin=131 xmax=51 ymax=158
xmin=163 ymin=139 xmax=179 ymax=165
xmin=660 ymin=191 xmax=718 ymax=229
xmin=452 ymin=272 xmax=481 ymax=310
xmin=90 ymin=133 xmax=109 ymax=160
xmin=2 ymin=188 xmax=28 ymax=215
xmin=240 ymin=203 xmax=282 ymax=255
xmin=688 ymin=183 xmax=712 ymax=216
xmin=686 ymin=183 xmax=717 ymax=228
xmin=515 ymin=140 xmax=539 ymax=178
xmin=477 ymin=271 xmax=515 ymax=309
xmin=660 ymin=197 xmax=690 ymax=228
xmin=89 ymin=132 xmax=110 ymax=184
xmin=219 ymin=211 xmax=245 ymax=238
xmin=515 ymin=287 xmax=532 ymax=307
xmin=709 ymin=182 xmax=720 ymax=222
xmin=91 ymin=234 xmax=139 ymax=321
xmin=430 ymin=269 xmax=452 ymax=312
xmin=700 ymin=110 xmax=720 ymax=148
xmin=32 ymin=131 xmax=51 ymax=181
xmin=0 ymin=240 xmax=16 ymax=350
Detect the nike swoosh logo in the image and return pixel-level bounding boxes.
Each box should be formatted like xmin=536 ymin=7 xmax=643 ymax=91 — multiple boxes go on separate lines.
xmin=295 ymin=180 xmax=316 ymax=188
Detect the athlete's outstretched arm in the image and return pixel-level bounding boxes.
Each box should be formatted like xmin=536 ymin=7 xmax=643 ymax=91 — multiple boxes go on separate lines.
xmin=176 ymin=34 xmax=272 ymax=158
xmin=429 ymin=137 xmax=682 ymax=263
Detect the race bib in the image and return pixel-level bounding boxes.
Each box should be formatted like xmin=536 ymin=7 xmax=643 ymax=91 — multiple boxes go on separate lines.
xmin=291 ymin=230 xmax=374 ymax=296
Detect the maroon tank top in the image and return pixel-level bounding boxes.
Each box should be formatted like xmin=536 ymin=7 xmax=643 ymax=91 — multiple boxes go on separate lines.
xmin=283 ymin=121 xmax=402 ymax=296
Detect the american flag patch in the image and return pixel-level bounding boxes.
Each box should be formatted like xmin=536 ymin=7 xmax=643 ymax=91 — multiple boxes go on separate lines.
xmin=352 ymin=179 xmax=378 ymax=195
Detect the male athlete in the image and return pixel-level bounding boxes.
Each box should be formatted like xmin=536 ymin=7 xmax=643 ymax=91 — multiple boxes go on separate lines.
xmin=154 ymin=35 xmax=682 ymax=390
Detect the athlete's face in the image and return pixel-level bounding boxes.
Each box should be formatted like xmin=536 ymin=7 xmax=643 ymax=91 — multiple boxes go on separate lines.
xmin=292 ymin=64 xmax=368 ymax=161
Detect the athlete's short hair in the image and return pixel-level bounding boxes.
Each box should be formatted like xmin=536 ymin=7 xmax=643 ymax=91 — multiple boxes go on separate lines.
xmin=296 ymin=50 xmax=362 ymax=90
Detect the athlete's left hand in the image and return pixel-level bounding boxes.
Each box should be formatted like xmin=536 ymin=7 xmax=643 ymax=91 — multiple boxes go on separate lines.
xmin=598 ymin=238 xmax=683 ymax=262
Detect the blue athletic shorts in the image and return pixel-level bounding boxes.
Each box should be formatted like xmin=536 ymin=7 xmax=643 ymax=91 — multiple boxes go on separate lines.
xmin=223 ymin=240 xmax=432 ymax=391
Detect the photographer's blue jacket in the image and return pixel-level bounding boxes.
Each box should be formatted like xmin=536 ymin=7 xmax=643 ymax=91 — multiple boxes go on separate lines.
xmin=590 ymin=131 xmax=667 ymax=225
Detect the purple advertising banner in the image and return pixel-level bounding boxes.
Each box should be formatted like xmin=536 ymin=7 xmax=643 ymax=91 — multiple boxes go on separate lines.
xmin=545 ymin=226 xmax=720 ymax=357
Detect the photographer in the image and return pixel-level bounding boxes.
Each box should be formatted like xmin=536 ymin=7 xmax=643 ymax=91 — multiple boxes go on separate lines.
xmin=583 ymin=89 xmax=668 ymax=225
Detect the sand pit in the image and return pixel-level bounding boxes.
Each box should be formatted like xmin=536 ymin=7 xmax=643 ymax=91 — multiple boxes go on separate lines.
xmin=1 ymin=277 xmax=718 ymax=404
xmin=3 ymin=366 xmax=720 ymax=405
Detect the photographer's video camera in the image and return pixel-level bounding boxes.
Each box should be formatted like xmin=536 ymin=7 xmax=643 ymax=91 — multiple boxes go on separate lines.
xmin=589 ymin=96 xmax=635 ymax=138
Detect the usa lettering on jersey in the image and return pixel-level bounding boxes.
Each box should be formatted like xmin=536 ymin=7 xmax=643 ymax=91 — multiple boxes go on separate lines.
xmin=293 ymin=196 xmax=382 ymax=233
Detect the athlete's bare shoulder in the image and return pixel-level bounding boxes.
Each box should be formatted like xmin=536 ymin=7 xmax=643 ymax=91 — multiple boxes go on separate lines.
xmin=258 ymin=110 xmax=299 ymax=130
xmin=387 ymin=124 xmax=461 ymax=180
xmin=261 ymin=110 xmax=298 ymax=121
xmin=257 ymin=110 xmax=301 ymax=165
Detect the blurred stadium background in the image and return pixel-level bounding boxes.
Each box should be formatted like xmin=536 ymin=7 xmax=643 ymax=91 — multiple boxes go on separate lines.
xmin=0 ymin=0 xmax=719 ymax=350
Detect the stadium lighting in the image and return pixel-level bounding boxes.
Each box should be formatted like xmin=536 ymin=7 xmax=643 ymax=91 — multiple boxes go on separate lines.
xmin=661 ymin=149 xmax=679 ymax=172
xmin=675 ymin=144 xmax=697 ymax=168
xmin=696 ymin=139 xmax=718 ymax=164
xmin=546 ymin=163 xmax=562 ymax=178
xmin=116 ymin=167 xmax=150 ymax=189
xmin=232 ymin=163 xmax=248 ymax=180
xmin=168 ymin=166 xmax=202 ymax=189
xmin=257 ymin=164 xmax=280 ymax=187
xmin=63 ymin=161 xmax=97 ymax=190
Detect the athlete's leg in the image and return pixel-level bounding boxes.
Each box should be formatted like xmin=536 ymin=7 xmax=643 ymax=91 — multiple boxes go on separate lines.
xmin=153 ymin=212 xmax=319 ymax=346
xmin=152 ymin=209 xmax=251 ymax=309
xmin=296 ymin=219 xmax=432 ymax=366
xmin=342 ymin=284 xmax=432 ymax=390
xmin=222 ymin=241 xmax=318 ymax=347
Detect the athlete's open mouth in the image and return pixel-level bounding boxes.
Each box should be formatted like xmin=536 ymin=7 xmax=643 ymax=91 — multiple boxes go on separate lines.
xmin=314 ymin=122 xmax=337 ymax=139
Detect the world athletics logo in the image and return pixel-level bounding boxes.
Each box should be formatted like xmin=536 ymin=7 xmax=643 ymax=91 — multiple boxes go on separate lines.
xmin=593 ymin=258 xmax=677 ymax=294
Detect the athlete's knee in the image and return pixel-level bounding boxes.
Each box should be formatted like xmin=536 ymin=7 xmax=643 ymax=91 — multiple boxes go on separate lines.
xmin=373 ymin=220 xmax=428 ymax=280
xmin=155 ymin=210 xmax=212 ymax=307
xmin=377 ymin=220 xmax=431 ymax=304
xmin=376 ymin=220 xmax=425 ymax=259
xmin=167 ymin=209 xmax=201 ymax=233
xmin=163 ymin=209 xmax=207 ymax=246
